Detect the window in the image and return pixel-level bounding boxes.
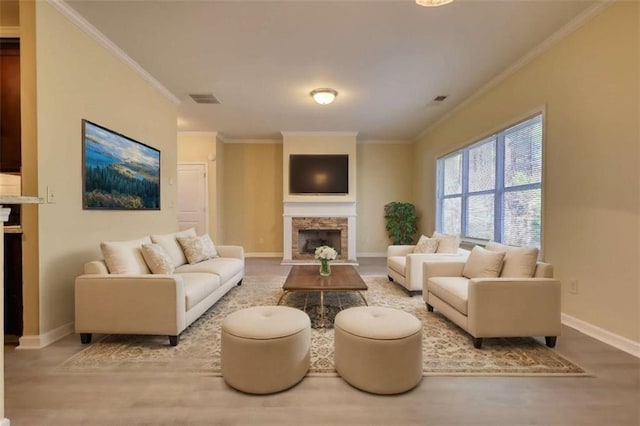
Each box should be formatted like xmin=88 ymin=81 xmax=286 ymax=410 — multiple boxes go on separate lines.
xmin=436 ymin=114 xmax=543 ymax=247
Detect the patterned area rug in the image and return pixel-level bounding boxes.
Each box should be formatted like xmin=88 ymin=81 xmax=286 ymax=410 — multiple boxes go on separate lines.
xmin=57 ymin=275 xmax=586 ymax=376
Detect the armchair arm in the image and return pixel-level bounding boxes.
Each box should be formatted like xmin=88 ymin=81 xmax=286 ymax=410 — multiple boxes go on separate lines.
xmin=75 ymin=274 xmax=186 ymax=336
xmin=387 ymin=245 xmax=416 ymax=257
xmin=467 ymin=278 xmax=561 ymax=338
xmin=216 ymin=245 xmax=245 ymax=260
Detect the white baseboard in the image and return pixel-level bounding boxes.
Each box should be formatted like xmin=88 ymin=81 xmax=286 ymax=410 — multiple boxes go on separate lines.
xmin=245 ymin=252 xmax=283 ymax=258
xmin=357 ymin=252 xmax=385 ymax=257
xmin=561 ymin=313 xmax=640 ymax=359
xmin=17 ymin=322 xmax=74 ymax=350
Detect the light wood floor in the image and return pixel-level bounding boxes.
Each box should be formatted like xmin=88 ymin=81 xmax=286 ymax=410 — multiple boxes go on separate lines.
xmin=5 ymin=258 xmax=640 ymax=425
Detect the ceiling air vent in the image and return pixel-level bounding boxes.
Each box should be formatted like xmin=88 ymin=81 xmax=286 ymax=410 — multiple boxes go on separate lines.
xmin=189 ymin=93 xmax=220 ymax=104
xmin=433 ymin=95 xmax=448 ymax=102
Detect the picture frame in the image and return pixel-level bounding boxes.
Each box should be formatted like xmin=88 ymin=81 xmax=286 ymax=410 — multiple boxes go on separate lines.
xmin=82 ymin=120 xmax=160 ymax=210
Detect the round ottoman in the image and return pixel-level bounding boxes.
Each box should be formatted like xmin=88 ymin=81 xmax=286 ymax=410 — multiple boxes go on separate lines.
xmin=334 ymin=306 xmax=423 ymax=394
xmin=221 ymin=306 xmax=311 ymax=394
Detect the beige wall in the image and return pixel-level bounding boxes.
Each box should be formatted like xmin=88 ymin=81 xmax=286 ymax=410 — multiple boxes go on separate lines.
xmin=357 ymin=142 xmax=414 ymax=254
xmin=177 ymin=133 xmax=217 ymax=240
xmin=413 ymin=3 xmax=639 ymax=342
xmin=33 ymin=2 xmax=177 ymax=335
xmin=223 ymin=143 xmax=283 ymax=254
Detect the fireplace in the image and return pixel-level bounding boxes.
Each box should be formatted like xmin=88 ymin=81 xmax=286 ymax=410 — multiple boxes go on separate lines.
xmin=292 ymin=217 xmax=347 ymax=260
xmin=297 ymin=230 xmax=341 ymax=256
xmin=282 ymin=201 xmax=356 ymax=263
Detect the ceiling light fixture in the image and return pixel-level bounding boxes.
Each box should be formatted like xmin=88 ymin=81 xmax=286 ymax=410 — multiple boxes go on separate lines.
xmin=310 ymin=88 xmax=338 ymax=105
xmin=416 ymin=0 xmax=454 ymax=7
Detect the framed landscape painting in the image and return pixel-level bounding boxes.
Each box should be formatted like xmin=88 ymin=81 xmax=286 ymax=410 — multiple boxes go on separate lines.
xmin=82 ymin=120 xmax=160 ymax=210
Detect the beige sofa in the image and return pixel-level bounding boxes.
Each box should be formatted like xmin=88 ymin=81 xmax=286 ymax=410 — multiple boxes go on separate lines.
xmin=75 ymin=230 xmax=244 ymax=346
xmin=422 ymin=244 xmax=561 ymax=349
xmin=387 ymin=245 xmax=470 ymax=294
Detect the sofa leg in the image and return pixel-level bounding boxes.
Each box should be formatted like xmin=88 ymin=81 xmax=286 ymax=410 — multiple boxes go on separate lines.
xmin=473 ymin=338 xmax=483 ymax=349
xmin=545 ymin=336 xmax=557 ymax=348
xmin=387 ymin=275 xmax=394 ymax=282
xmin=237 ymin=279 xmax=243 ymax=286
xmin=426 ymin=303 xmax=434 ymax=312
xmin=80 ymin=333 xmax=92 ymax=344
xmin=169 ymin=335 xmax=180 ymax=346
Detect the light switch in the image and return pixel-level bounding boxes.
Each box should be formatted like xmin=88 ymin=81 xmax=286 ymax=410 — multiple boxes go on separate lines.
xmin=46 ymin=186 xmax=56 ymax=204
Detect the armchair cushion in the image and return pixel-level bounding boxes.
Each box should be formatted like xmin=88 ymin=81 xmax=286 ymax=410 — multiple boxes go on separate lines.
xmin=485 ymin=242 xmax=539 ymax=278
xmin=413 ymin=235 xmax=438 ymax=253
xmin=387 ymin=256 xmax=406 ymax=275
xmin=462 ymin=246 xmax=505 ymax=279
xmin=432 ymin=232 xmax=461 ymax=254
xmin=428 ymin=277 xmax=469 ymax=315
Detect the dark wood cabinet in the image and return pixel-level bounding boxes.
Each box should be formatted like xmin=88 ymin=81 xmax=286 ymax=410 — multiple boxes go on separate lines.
xmin=4 ymin=232 xmax=23 ymax=336
xmin=0 ymin=39 xmax=21 ymax=173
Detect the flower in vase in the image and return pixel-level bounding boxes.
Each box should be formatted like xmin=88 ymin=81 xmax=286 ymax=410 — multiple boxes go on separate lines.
xmin=314 ymin=245 xmax=337 ymax=261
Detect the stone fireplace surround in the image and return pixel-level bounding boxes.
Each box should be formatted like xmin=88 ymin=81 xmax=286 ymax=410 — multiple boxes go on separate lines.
xmin=292 ymin=217 xmax=347 ymax=260
xmin=282 ymin=202 xmax=356 ymax=264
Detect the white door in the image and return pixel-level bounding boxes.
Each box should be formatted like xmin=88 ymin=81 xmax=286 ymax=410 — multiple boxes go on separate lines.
xmin=177 ymin=163 xmax=208 ymax=234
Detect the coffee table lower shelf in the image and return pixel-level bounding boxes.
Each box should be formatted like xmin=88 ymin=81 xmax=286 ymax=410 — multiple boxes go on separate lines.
xmin=278 ymin=265 xmax=369 ymax=328
xmin=277 ymin=290 xmax=368 ymax=328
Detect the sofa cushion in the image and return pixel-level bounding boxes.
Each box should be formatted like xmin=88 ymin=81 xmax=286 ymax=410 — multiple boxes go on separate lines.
xmin=462 ymin=246 xmax=505 ymax=279
xmin=485 ymin=241 xmax=539 ymax=278
xmin=387 ymin=256 xmax=406 ymax=275
xmin=175 ymin=257 xmax=243 ymax=283
xmin=179 ymin=273 xmax=221 ymax=311
xmin=428 ymin=277 xmax=470 ymax=315
xmin=150 ymin=228 xmax=196 ymax=268
xmin=177 ymin=234 xmax=219 ymax=264
xmin=141 ymin=243 xmax=175 ymax=274
xmin=413 ymin=235 xmax=439 ymax=253
xmin=432 ymin=232 xmax=461 ymax=254
xmin=100 ymin=236 xmax=152 ymax=274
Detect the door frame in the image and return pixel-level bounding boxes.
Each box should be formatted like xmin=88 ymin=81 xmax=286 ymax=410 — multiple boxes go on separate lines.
xmin=177 ymin=162 xmax=209 ymax=234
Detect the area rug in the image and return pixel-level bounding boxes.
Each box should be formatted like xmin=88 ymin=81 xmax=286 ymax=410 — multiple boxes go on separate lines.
xmin=57 ymin=275 xmax=586 ymax=376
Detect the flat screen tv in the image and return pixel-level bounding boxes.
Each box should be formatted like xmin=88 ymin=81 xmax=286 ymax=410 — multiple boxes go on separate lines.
xmin=289 ymin=154 xmax=349 ymax=194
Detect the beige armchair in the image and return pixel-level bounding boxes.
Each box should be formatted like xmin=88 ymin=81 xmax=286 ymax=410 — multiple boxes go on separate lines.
xmin=387 ymin=245 xmax=469 ymax=295
xmin=422 ymin=250 xmax=561 ymax=349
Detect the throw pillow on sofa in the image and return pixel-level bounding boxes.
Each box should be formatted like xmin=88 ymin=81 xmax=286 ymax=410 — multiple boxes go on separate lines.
xmin=413 ymin=235 xmax=439 ymax=253
xmin=432 ymin=232 xmax=461 ymax=254
xmin=485 ymin=241 xmax=539 ymax=278
xmin=462 ymin=246 xmax=506 ymax=279
xmin=100 ymin=236 xmax=152 ymax=274
xmin=177 ymin=234 xmax=219 ymax=264
xmin=141 ymin=243 xmax=175 ymax=274
xmin=150 ymin=228 xmax=197 ymax=267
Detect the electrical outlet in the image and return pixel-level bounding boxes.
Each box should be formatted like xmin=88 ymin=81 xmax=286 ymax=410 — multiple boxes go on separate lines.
xmin=46 ymin=186 xmax=56 ymax=204
xmin=569 ymin=279 xmax=578 ymax=295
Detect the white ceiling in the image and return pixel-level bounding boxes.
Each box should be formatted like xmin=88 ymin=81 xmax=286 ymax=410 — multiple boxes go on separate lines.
xmin=65 ymin=0 xmax=598 ymax=141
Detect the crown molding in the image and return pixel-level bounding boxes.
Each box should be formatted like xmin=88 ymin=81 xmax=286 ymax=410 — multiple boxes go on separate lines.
xmin=48 ymin=0 xmax=181 ymax=105
xmin=223 ymin=138 xmax=282 ymax=144
xmin=177 ymin=131 xmax=218 ymax=137
xmin=0 ymin=26 xmax=20 ymax=37
xmin=357 ymin=139 xmax=414 ymax=145
xmin=415 ymin=0 xmax=614 ymax=142
xmin=281 ymin=131 xmax=358 ymax=138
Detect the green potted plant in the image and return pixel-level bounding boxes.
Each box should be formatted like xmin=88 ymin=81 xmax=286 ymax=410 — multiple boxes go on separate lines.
xmin=384 ymin=202 xmax=418 ymax=245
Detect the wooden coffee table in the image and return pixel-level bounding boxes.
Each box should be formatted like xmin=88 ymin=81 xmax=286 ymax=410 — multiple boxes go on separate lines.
xmin=278 ymin=265 xmax=368 ymax=327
